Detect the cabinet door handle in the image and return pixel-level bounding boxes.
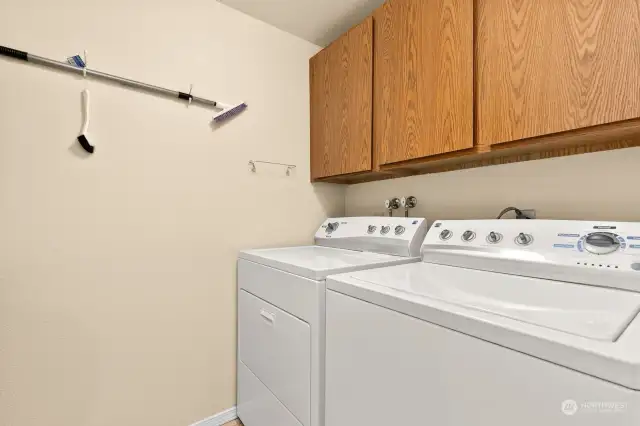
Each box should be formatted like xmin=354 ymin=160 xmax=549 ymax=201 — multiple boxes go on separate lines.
xmin=260 ymin=309 xmax=275 ymax=324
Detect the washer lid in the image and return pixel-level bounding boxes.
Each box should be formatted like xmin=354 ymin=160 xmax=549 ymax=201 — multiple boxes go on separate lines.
xmin=239 ymin=246 xmax=418 ymax=280
xmin=348 ymin=263 xmax=640 ymax=341
xmin=327 ymin=262 xmax=640 ymax=389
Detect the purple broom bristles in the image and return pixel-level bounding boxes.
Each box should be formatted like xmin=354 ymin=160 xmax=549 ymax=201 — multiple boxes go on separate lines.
xmin=214 ymin=103 xmax=247 ymax=122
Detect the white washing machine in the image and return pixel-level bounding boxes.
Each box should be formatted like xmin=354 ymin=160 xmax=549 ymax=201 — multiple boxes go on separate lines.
xmin=325 ymin=220 xmax=640 ymax=426
xmin=237 ymin=217 xmax=428 ymax=426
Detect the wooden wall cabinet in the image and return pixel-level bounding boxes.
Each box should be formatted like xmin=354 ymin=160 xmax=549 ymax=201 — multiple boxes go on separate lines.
xmin=310 ymin=17 xmax=373 ymax=180
xmin=374 ymin=0 xmax=474 ymax=166
xmin=311 ymin=0 xmax=640 ymax=183
xmin=477 ymin=0 xmax=640 ymax=146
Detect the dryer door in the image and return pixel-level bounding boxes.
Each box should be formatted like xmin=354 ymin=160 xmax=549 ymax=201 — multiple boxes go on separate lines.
xmin=238 ymin=289 xmax=310 ymax=426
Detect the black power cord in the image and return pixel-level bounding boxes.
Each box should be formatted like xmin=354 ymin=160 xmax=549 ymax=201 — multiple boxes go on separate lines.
xmin=497 ymin=207 xmax=533 ymax=220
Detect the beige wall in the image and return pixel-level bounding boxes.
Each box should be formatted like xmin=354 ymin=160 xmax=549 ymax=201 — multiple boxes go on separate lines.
xmin=0 ymin=1 xmax=344 ymax=425
xmin=346 ymin=147 xmax=640 ymax=221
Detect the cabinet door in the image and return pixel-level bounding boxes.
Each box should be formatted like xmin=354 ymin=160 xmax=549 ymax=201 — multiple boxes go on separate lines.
xmin=310 ymin=18 xmax=373 ymax=180
xmin=478 ymin=0 xmax=640 ymax=146
xmin=374 ymin=0 xmax=474 ymax=165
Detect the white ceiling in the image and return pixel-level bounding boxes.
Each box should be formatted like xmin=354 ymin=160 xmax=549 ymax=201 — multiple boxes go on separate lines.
xmin=218 ymin=0 xmax=385 ymax=46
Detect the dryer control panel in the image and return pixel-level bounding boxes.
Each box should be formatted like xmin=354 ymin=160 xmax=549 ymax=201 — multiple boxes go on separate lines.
xmin=422 ymin=220 xmax=640 ymax=292
xmin=315 ymin=217 xmax=428 ymax=258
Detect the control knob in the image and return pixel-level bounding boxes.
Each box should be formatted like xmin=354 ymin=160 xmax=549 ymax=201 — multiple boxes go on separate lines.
xmin=461 ymin=230 xmax=476 ymax=242
xmin=440 ymin=229 xmax=453 ymax=241
xmin=584 ymin=232 xmax=620 ymax=255
xmin=487 ymin=231 xmax=503 ymax=244
xmin=515 ymin=233 xmax=533 ymax=246
xmin=394 ymin=225 xmax=406 ymax=235
xmin=367 ymin=225 xmax=377 ymax=234
xmin=326 ymin=222 xmax=339 ymax=233
xmin=380 ymin=226 xmax=391 ymax=235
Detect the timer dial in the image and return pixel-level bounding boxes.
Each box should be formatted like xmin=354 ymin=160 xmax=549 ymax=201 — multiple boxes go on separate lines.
xmin=584 ymin=232 xmax=620 ymax=255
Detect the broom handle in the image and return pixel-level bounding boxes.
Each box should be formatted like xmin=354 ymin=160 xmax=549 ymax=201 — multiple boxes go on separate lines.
xmin=0 ymin=45 xmax=219 ymax=107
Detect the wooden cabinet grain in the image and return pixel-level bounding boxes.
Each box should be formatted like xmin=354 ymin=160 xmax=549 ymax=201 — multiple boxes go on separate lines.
xmin=311 ymin=0 xmax=640 ymax=184
xmin=374 ymin=0 xmax=474 ymax=165
xmin=310 ymin=17 xmax=373 ymax=180
xmin=477 ymin=0 xmax=640 ymax=146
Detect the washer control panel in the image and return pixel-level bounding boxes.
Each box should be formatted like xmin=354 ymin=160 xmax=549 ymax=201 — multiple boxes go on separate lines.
xmin=427 ymin=221 xmax=640 ymax=253
xmin=423 ymin=220 xmax=640 ymax=283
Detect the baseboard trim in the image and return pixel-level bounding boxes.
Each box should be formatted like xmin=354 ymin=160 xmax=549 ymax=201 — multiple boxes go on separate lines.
xmin=190 ymin=406 xmax=237 ymax=426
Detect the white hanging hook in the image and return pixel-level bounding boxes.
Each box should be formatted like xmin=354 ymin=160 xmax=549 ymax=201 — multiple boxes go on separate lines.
xmin=83 ymin=49 xmax=88 ymax=78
